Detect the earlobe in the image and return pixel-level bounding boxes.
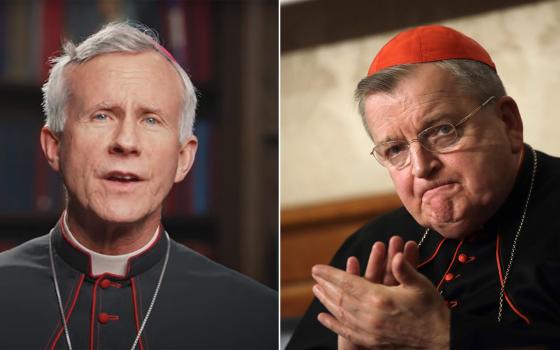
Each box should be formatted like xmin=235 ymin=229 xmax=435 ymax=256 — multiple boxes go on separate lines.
xmin=174 ymin=136 xmax=198 ymax=183
xmin=40 ymin=127 xmax=61 ymax=172
xmin=496 ymin=96 xmax=524 ymax=153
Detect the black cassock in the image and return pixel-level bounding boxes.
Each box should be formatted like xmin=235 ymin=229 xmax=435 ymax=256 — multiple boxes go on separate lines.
xmin=0 ymin=220 xmax=277 ymax=349
xmin=287 ymin=145 xmax=560 ymax=350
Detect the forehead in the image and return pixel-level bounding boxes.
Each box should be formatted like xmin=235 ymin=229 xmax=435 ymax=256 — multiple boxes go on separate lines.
xmin=65 ymin=51 xmax=184 ymax=110
xmin=363 ymin=64 xmax=472 ymax=142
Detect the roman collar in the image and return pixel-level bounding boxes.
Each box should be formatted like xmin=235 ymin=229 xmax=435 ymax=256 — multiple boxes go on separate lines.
xmin=52 ymin=216 xmax=168 ymax=280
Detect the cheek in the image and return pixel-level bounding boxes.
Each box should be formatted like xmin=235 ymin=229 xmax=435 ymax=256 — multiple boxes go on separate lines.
xmin=59 ymin=133 xmax=105 ymax=191
xmin=389 ymin=171 xmax=417 ymax=204
xmin=60 ymin=145 xmax=84 ymax=177
xmin=465 ymin=158 xmax=509 ymax=201
xmin=60 ymin=149 xmax=95 ymax=194
xmin=441 ymin=154 xmax=504 ymax=210
xmin=148 ymin=146 xmax=181 ymax=186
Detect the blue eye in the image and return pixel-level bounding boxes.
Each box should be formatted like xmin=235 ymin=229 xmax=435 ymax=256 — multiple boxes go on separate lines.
xmin=94 ymin=113 xmax=108 ymax=121
xmin=144 ymin=116 xmax=159 ymax=126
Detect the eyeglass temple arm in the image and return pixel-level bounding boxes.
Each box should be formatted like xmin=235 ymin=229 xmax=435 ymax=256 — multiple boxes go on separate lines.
xmin=455 ymin=96 xmax=496 ymax=127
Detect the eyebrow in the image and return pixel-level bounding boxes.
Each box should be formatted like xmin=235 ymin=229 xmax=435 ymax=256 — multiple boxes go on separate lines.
xmin=418 ymin=112 xmax=456 ymax=129
xmin=138 ymin=105 xmax=166 ymax=117
xmin=376 ymin=111 xmax=456 ymax=144
xmin=83 ymin=102 xmax=166 ymax=118
xmin=82 ymin=102 xmax=119 ymax=115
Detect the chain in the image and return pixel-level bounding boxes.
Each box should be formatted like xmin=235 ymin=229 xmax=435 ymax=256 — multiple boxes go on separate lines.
xmin=417 ymin=228 xmax=430 ymax=248
xmin=497 ymin=147 xmax=537 ymax=322
xmin=49 ymin=230 xmax=73 ymax=350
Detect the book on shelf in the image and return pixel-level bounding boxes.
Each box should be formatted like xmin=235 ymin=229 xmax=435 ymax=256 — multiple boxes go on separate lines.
xmin=0 ymin=0 xmax=214 ymax=84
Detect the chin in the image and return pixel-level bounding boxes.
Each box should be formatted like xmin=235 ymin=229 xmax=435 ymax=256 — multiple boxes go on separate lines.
xmin=94 ymin=205 xmax=153 ymax=225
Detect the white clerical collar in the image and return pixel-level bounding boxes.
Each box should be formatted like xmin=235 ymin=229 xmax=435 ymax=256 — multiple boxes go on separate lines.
xmin=62 ymin=212 xmax=160 ymax=277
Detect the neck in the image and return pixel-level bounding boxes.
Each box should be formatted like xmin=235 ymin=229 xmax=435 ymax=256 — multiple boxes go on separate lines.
xmin=65 ymin=207 xmax=161 ymax=255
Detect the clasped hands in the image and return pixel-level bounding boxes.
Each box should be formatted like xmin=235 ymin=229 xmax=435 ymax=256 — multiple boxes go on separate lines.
xmin=312 ymin=236 xmax=450 ymax=350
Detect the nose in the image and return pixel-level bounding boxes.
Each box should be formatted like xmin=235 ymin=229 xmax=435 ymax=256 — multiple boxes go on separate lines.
xmin=409 ymin=143 xmax=440 ymax=178
xmin=109 ymin=119 xmax=140 ymax=156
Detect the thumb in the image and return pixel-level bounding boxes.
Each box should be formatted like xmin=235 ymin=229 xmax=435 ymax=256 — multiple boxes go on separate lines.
xmin=392 ymin=252 xmax=429 ymax=288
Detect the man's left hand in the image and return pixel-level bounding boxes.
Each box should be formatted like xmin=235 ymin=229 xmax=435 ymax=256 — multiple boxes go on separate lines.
xmin=312 ymin=252 xmax=450 ymax=349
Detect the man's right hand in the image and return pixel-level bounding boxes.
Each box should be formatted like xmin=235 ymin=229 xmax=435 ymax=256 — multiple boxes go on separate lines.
xmin=338 ymin=236 xmax=419 ymax=350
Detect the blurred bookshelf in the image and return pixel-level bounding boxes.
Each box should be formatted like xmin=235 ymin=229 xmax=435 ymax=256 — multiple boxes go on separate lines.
xmin=0 ymin=0 xmax=278 ymax=289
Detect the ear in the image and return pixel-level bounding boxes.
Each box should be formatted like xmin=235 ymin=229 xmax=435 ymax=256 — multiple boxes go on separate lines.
xmin=40 ymin=127 xmax=62 ymax=172
xmin=495 ymin=96 xmax=524 ymax=154
xmin=174 ymin=135 xmax=198 ymax=183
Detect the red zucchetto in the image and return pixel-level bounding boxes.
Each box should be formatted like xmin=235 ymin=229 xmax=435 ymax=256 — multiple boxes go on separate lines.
xmin=368 ymin=25 xmax=496 ymax=76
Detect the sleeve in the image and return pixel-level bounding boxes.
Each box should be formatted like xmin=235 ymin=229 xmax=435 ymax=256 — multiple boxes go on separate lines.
xmin=450 ymin=313 xmax=560 ymax=350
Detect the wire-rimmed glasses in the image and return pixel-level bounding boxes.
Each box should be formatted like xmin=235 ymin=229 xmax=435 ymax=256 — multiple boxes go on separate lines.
xmin=371 ymin=96 xmax=496 ymax=169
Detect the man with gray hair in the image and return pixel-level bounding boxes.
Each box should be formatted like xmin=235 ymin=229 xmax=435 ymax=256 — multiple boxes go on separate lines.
xmin=0 ymin=22 xmax=277 ymax=349
xmin=288 ymin=25 xmax=560 ymax=349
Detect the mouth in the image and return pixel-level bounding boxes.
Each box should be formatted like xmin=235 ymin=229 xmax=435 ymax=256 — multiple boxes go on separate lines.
xmin=421 ymin=181 xmax=457 ymax=198
xmin=103 ymin=171 xmax=143 ymax=184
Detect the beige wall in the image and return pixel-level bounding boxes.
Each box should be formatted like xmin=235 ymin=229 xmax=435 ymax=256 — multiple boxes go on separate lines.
xmin=281 ymin=0 xmax=560 ymax=208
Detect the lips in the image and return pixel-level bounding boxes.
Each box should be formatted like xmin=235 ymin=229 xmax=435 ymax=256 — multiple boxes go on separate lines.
xmin=419 ymin=181 xmax=456 ymax=198
xmin=421 ymin=182 xmax=457 ymax=201
xmin=103 ymin=171 xmax=144 ymax=183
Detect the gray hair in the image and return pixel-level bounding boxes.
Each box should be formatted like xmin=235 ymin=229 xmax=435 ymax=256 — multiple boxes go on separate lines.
xmin=42 ymin=21 xmax=197 ymax=142
xmin=354 ymin=59 xmax=507 ymax=139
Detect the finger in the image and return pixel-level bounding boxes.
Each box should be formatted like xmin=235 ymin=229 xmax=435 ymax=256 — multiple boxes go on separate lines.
xmin=346 ymin=256 xmax=361 ymax=276
xmin=317 ymin=312 xmax=374 ymax=348
xmin=318 ymin=313 xmax=353 ymax=342
xmin=313 ymin=275 xmax=362 ymax=314
xmin=403 ymin=240 xmax=419 ymax=267
xmin=312 ymin=264 xmax=362 ymax=291
xmin=384 ymin=236 xmax=404 ymax=285
xmin=312 ymin=283 xmax=359 ymax=327
xmin=364 ymin=242 xmax=386 ymax=283
xmin=312 ymin=264 xmax=383 ymax=297
xmin=392 ymin=252 xmax=431 ymax=289
xmin=337 ymin=335 xmax=355 ymax=350
xmin=312 ymin=276 xmax=348 ymax=310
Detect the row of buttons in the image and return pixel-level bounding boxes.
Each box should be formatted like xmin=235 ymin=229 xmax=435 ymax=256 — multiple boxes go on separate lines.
xmin=442 ymin=252 xmax=476 ymax=309
xmin=443 ymin=253 xmax=475 ymax=282
xmin=98 ymin=278 xmax=122 ymax=324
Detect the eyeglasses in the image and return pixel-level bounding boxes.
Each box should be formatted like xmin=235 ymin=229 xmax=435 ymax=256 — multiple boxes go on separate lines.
xmin=371 ymin=96 xmax=496 ymax=169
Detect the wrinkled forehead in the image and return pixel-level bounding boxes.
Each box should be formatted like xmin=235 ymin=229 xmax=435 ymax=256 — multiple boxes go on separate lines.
xmin=364 ymin=64 xmax=473 ymax=143
xmin=65 ymin=51 xmax=183 ymax=101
